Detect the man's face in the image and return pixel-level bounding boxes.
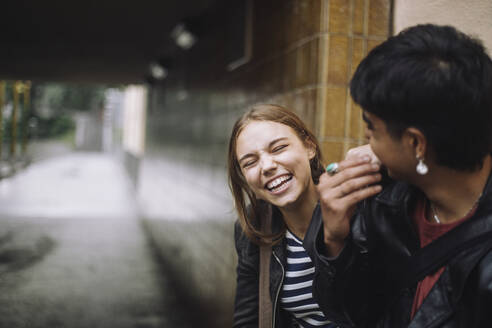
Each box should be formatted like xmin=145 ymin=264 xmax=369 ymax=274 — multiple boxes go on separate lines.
xmin=363 ymin=111 xmax=415 ymax=180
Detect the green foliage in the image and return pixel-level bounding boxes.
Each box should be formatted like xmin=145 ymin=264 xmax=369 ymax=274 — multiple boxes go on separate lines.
xmin=27 ymin=82 xmax=107 ymax=139
xmin=1 ymin=114 xmax=74 ymax=141
xmin=33 ymin=83 xmax=107 ymax=117
xmin=33 ymin=114 xmax=75 ymax=139
xmin=0 ymin=81 xmax=111 ymax=142
xmin=61 ymin=85 xmax=106 ymax=112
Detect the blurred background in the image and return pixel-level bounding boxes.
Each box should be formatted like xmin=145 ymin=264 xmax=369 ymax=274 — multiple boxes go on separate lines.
xmin=0 ymin=0 xmax=490 ymax=327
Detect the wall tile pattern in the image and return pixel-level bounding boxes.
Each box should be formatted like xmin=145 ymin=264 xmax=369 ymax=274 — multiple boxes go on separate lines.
xmin=319 ymin=0 xmax=390 ymax=163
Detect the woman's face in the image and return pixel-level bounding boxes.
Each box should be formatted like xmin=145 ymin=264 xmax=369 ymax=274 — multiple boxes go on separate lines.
xmin=235 ymin=120 xmax=316 ymax=210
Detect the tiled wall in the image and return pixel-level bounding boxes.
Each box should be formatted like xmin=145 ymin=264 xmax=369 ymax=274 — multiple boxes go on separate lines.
xmin=317 ymin=0 xmax=391 ymax=162
xmin=138 ymin=0 xmax=390 ymax=326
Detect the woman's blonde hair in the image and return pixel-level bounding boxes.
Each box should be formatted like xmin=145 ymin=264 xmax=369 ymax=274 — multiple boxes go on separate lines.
xmin=227 ymin=104 xmax=324 ymax=245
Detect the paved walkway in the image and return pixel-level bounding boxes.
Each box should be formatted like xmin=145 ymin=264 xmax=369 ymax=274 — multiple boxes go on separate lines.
xmin=0 ymin=152 xmax=191 ymax=328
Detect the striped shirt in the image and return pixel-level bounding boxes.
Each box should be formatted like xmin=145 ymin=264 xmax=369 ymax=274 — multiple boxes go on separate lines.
xmin=280 ymin=230 xmax=337 ymax=328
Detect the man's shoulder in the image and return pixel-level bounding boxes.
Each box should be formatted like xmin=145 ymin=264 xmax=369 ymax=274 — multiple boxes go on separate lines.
xmin=476 ymin=247 xmax=492 ymax=281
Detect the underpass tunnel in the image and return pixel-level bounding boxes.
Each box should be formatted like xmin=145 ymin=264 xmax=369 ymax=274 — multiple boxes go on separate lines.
xmin=1 ymin=1 xmax=491 ymax=328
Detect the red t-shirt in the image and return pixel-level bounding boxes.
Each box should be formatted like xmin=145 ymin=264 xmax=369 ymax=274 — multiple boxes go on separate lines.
xmin=410 ymin=197 xmax=475 ymax=319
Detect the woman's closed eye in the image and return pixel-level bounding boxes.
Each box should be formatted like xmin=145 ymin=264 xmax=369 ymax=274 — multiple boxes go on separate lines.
xmin=242 ymin=158 xmax=257 ymax=168
xmin=272 ymin=144 xmax=288 ymax=152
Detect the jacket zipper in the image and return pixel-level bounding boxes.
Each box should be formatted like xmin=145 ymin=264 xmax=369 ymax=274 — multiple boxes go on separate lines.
xmin=272 ymin=251 xmax=285 ymax=328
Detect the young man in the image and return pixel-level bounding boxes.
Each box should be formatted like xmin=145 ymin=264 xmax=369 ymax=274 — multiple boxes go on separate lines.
xmin=305 ymin=24 xmax=492 ymax=327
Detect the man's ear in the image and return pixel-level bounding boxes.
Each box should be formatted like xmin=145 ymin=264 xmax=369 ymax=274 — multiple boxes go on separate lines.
xmin=404 ymin=127 xmax=427 ymax=159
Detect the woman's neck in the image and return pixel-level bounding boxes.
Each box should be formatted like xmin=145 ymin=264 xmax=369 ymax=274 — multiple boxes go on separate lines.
xmin=419 ymin=155 xmax=492 ymax=224
xmin=279 ymin=185 xmax=318 ymax=240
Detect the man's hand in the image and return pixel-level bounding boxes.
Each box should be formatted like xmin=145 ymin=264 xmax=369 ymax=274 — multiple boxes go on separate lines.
xmin=317 ymin=156 xmax=382 ymax=257
xmin=346 ymin=144 xmax=380 ymax=164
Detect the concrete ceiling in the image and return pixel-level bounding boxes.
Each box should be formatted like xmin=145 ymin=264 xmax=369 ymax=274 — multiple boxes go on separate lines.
xmin=0 ymin=0 xmax=219 ymax=84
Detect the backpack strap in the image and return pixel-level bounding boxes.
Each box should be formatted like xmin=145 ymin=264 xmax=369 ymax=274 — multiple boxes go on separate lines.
xmin=259 ymin=209 xmax=273 ymax=328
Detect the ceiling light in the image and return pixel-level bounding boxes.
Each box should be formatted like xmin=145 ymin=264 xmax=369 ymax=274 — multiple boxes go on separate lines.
xmin=149 ymin=62 xmax=168 ymax=80
xmin=171 ymin=23 xmax=196 ymax=50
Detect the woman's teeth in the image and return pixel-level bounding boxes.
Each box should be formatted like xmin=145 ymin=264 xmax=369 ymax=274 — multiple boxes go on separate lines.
xmin=266 ymin=175 xmax=292 ymax=191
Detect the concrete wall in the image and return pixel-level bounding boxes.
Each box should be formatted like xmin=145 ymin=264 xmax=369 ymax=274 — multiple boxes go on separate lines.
xmin=394 ymin=0 xmax=492 ymax=52
xmin=137 ymin=1 xmax=390 ymax=326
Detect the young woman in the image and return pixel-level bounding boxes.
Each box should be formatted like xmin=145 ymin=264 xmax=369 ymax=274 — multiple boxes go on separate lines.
xmin=228 ymin=104 xmax=380 ymax=327
xmin=307 ymin=24 xmax=492 ymax=327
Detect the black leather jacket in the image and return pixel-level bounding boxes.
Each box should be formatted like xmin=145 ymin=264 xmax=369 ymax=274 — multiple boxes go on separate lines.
xmin=304 ymin=177 xmax=492 ymax=328
xmin=233 ymin=205 xmax=342 ymax=328
xmin=233 ymin=210 xmax=294 ymax=328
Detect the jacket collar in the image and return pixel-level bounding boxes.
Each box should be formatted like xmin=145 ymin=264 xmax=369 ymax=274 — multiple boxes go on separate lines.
xmin=374 ymin=168 xmax=492 ymax=208
xmin=375 ymin=180 xmax=416 ymax=207
xmin=270 ymin=205 xmax=287 ymax=263
xmin=476 ymin=168 xmax=492 ymax=213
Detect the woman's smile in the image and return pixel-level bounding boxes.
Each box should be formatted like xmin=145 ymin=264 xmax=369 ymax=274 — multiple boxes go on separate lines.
xmin=265 ymin=174 xmax=293 ymax=194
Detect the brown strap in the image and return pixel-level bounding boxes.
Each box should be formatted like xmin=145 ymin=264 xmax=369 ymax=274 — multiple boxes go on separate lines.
xmin=259 ymin=211 xmax=273 ymax=328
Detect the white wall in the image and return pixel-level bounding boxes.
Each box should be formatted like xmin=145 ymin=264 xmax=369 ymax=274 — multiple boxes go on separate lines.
xmin=123 ymin=85 xmax=147 ymax=157
xmin=394 ymin=0 xmax=492 ymax=52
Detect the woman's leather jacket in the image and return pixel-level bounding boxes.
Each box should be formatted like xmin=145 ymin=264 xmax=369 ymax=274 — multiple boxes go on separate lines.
xmin=233 ymin=210 xmax=295 ymax=328
xmin=233 ymin=204 xmax=346 ymax=327
xmin=303 ymin=176 xmax=492 ymax=327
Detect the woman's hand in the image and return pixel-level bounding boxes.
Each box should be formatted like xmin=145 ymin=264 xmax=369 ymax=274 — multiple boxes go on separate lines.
xmin=316 ymin=156 xmax=382 ymax=257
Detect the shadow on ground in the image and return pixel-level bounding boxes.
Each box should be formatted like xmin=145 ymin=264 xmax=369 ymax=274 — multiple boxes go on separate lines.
xmin=0 ymin=232 xmax=56 ymax=274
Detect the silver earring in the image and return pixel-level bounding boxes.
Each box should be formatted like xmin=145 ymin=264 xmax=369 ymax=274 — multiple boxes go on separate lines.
xmin=416 ymin=157 xmax=428 ymax=175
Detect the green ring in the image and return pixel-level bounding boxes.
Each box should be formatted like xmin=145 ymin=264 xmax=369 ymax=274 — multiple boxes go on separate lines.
xmin=326 ymin=162 xmax=339 ymax=175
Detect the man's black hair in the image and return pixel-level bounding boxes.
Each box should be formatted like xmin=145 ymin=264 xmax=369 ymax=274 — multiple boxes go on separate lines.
xmin=351 ymin=24 xmax=492 ymax=171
